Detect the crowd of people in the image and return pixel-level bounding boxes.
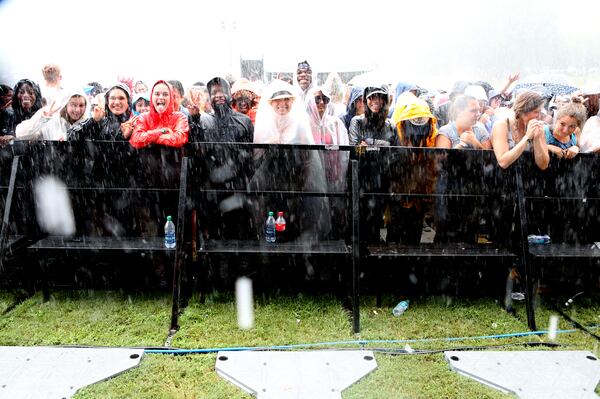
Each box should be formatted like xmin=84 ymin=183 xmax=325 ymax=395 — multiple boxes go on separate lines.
xmin=1 ymin=61 xmax=599 ymax=243
xmin=2 ymin=62 xmax=598 ymax=165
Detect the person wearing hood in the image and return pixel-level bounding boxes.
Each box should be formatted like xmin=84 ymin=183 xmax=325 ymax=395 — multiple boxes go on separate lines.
xmin=388 ymin=82 xmax=418 ymax=118
xmin=321 ymin=72 xmax=346 ymax=117
xmin=1 ymin=79 xmax=44 ymax=142
xmin=15 ymin=90 xmax=88 ymax=141
xmin=231 ymin=78 xmax=260 ymax=125
xmin=68 ymin=82 xmax=137 ymax=141
xmin=254 ymin=79 xmax=313 ymax=145
xmin=189 ymin=78 xmax=255 ymax=253
xmin=132 ymin=93 xmax=150 ymax=116
xmin=189 ymin=77 xmax=253 ymax=143
xmin=392 ymin=96 xmax=440 ymax=147
xmin=129 ymin=80 xmax=189 ymax=149
xmin=250 ymin=79 xmax=330 ymax=242
xmin=307 ymin=86 xmax=349 ymax=239
xmin=339 ymin=85 xmax=364 ymax=130
xmin=306 ymin=87 xmax=349 ymax=146
xmin=349 ymin=86 xmax=399 ymax=146
xmin=387 ymin=96 xmax=443 ymax=243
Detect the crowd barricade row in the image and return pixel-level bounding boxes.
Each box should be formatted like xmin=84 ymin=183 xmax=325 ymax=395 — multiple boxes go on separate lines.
xmin=1 ymin=141 xmax=599 ymax=332
xmin=517 ymin=152 xmax=600 ymax=330
xmin=356 ymin=148 xmax=519 ymax=318
xmin=184 ymin=142 xmax=358 ymax=331
xmin=0 ymin=144 xmax=34 ymax=285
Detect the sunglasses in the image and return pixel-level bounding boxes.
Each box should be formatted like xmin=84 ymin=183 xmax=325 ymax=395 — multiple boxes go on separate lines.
xmin=314 ymin=95 xmax=330 ymax=104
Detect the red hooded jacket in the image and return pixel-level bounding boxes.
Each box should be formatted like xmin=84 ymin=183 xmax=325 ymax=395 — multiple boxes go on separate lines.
xmin=130 ymin=80 xmax=189 ymax=148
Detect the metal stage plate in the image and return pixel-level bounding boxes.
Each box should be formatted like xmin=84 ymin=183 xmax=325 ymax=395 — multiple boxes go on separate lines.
xmin=445 ymin=350 xmax=600 ymax=399
xmin=216 ymin=350 xmax=377 ymax=399
xmin=0 ymin=346 xmax=144 ymax=399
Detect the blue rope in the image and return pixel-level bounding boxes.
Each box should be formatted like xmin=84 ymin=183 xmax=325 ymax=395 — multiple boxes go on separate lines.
xmin=145 ymin=327 xmax=585 ymax=354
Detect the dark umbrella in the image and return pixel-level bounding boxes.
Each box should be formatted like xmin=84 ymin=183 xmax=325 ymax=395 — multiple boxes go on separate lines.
xmin=513 ymin=74 xmax=579 ymax=98
xmin=513 ymin=82 xmax=579 ymax=98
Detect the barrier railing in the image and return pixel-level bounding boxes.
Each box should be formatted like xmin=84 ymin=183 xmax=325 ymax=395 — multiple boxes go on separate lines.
xmin=2 ymin=141 xmax=597 ymax=332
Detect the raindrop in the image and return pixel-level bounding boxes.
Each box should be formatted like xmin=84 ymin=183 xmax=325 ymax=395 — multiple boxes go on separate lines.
xmin=34 ymin=176 xmax=75 ymax=236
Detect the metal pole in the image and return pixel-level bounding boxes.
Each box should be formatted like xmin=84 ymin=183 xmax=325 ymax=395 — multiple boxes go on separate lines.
xmin=515 ymin=162 xmax=537 ymax=331
xmin=351 ymin=159 xmax=360 ymax=334
xmin=171 ymin=157 xmax=189 ymax=330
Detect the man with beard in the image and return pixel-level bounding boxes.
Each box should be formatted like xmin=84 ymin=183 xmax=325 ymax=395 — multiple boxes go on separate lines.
xmin=188 ymin=77 xmax=255 ymax=288
xmin=189 ymin=77 xmax=253 ymax=142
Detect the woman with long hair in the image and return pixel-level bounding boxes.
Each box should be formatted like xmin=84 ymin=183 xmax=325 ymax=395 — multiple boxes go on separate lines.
xmin=491 ymin=90 xmax=549 ymax=169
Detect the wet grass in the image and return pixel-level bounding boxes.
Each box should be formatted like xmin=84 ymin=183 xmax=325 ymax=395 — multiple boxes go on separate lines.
xmin=0 ymin=290 xmax=170 ymax=347
xmin=0 ymin=289 xmax=598 ymax=398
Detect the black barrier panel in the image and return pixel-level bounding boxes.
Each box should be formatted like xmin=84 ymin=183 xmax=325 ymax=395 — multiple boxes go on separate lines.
xmin=355 ymin=147 xmax=516 ymax=246
xmin=25 ymin=141 xmax=183 ymax=239
xmin=521 ymin=152 xmax=600 ymax=244
xmin=1 ymin=144 xmax=35 ymax=241
xmin=187 ymin=143 xmax=353 ymax=243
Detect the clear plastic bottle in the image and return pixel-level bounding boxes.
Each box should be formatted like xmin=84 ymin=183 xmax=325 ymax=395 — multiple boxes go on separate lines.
xmin=265 ymin=211 xmax=276 ymax=243
xmin=511 ymin=292 xmax=526 ymax=301
xmin=527 ymin=234 xmax=551 ymax=244
xmin=276 ymin=211 xmax=286 ymax=242
xmin=392 ymin=300 xmax=410 ymax=316
xmin=164 ymin=215 xmax=176 ymax=249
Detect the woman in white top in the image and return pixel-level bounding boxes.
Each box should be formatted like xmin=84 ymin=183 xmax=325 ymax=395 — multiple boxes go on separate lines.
xmin=15 ymin=90 xmax=87 ymax=141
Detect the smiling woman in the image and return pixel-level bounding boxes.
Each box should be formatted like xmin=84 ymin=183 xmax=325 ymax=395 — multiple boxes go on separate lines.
xmin=129 ymin=80 xmax=189 ymax=149
xmin=253 ymin=79 xmax=313 ymax=144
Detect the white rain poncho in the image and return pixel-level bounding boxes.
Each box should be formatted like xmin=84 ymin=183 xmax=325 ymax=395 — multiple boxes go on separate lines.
xmin=253 ymin=79 xmax=314 ymax=145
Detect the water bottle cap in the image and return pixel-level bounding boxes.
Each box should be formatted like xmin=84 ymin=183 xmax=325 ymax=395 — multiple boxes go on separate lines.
xmin=167 ymin=215 xmax=172 ymax=221
xmin=268 ymin=211 xmax=274 ymax=216
xmin=277 ymin=211 xmax=284 ymax=216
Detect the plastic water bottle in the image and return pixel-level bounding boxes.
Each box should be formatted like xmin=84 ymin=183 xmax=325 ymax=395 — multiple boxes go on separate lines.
xmin=392 ymin=300 xmax=410 ymax=316
xmin=276 ymin=211 xmax=286 ymax=242
xmin=164 ymin=215 xmax=176 ymax=248
xmin=265 ymin=211 xmax=276 ymax=243
xmin=527 ymin=234 xmax=551 ymax=244
xmin=511 ymin=292 xmax=526 ymax=301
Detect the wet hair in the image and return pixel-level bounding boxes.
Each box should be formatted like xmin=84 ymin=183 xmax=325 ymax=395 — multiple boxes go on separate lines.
xmin=363 ymin=87 xmax=390 ymax=132
xmin=42 ymin=63 xmax=61 ymax=83
xmin=513 ymin=91 xmax=545 ymax=120
xmin=167 ymin=80 xmax=185 ymax=97
xmin=12 ymin=79 xmax=43 ymax=124
xmin=449 ymin=95 xmax=477 ymax=121
xmin=0 ymin=84 xmax=12 ymax=107
xmin=554 ymin=101 xmax=587 ymax=128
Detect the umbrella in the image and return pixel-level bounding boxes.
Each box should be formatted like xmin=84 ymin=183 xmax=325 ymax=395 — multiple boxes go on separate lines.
xmin=512 ymin=82 xmax=579 ymax=98
xmin=520 ymin=73 xmax=573 ymax=86
xmin=348 ymin=69 xmax=396 ymax=87
xmin=514 ymin=73 xmax=579 ymax=98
